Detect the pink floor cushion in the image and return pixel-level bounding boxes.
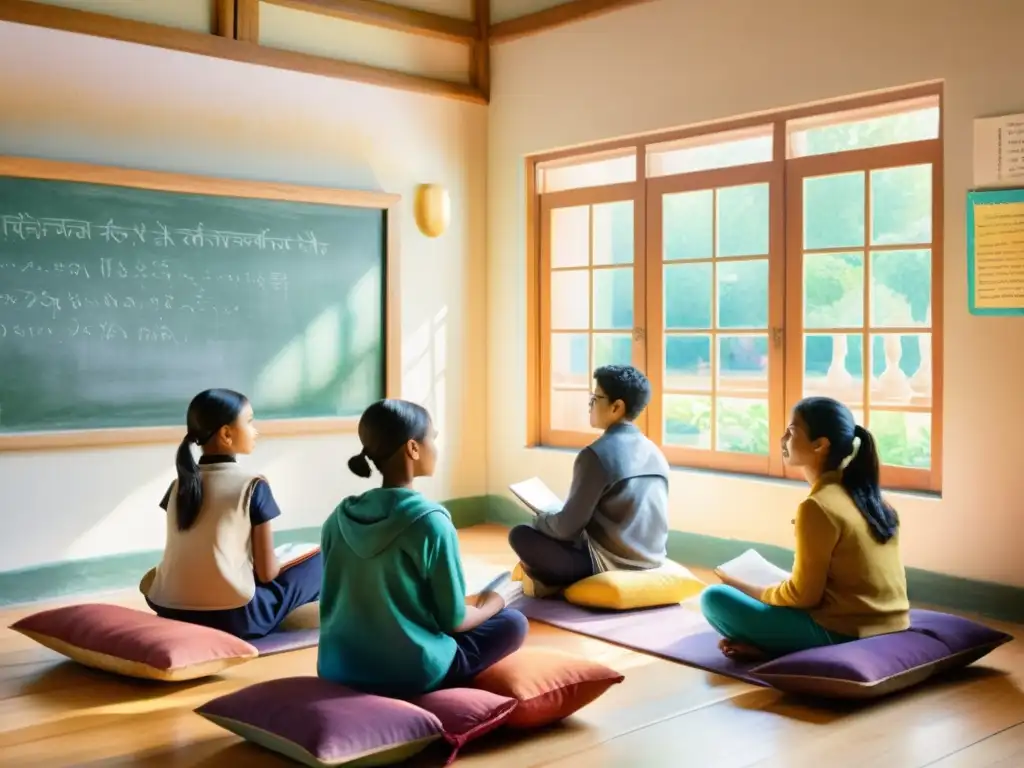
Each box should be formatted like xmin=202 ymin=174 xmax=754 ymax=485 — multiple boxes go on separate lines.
xmin=10 ymin=603 xmax=258 ymax=681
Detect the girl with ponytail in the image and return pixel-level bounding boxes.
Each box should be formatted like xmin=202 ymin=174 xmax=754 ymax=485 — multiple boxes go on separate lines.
xmin=317 ymin=399 xmax=528 ymax=697
xmin=700 ymin=396 xmax=910 ymax=661
xmin=144 ymin=389 xmax=322 ymax=640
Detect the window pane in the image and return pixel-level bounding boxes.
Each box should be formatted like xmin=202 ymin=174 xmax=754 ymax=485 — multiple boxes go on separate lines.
xmin=803 ymin=333 xmax=864 ymax=407
xmin=593 ymin=268 xmax=633 ymax=330
xmin=593 ymin=201 xmax=634 ymax=265
xmin=551 ymin=333 xmax=589 ymax=388
xmin=663 ymin=190 xmax=713 ymax=260
xmin=539 ymin=151 xmax=636 ymax=193
xmin=788 ymin=102 xmax=939 ymax=158
xmin=718 ymin=259 xmax=768 ymax=329
xmin=665 ymin=334 xmax=711 ymax=391
xmin=870 ymin=250 xmax=931 ymax=327
xmin=550 ymin=269 xmax=589 ymax=329
xmin=870 ymin=333 xmax=932 ymax=407
xmin=716 ymin=398 xmax=769 ymax=454
xmin=550 ymin=388 xmax=594 ymax=432
xmin=594 ymin=333 xmax=632 ymax=369
xmin=717 ymin=183 xmax=769 ymax=257
xmin=870 ymin=164 xmax=932 ymax=245
xmin=718 ymin=335 xmax=768 ymax=395
xmin=870 ymin=410 xmax=931 ymax=469
xmin=665 ymin=262 xmax=712 ymax=329
xmin=550 ymin=206 xmax=589 ymax=268
xmin=804 ymin=172 xmax=865 ymax=250
xmin=664 ymin=394 xmax=711 ymax=448
xmin=804 ymin=252 xmax=864 ymax=328
xmin=647 ymin=128 xmax=773 ymax=177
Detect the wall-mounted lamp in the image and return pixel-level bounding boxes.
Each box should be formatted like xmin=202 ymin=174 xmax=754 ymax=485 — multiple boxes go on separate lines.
xmin=414 ymin=183 xmax=451 ymax=238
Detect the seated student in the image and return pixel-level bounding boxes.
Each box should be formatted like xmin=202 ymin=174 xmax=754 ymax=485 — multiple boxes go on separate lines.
xmin=318 ymin=399 xmax=528 ymax=698
xmin=509 ymin=364 xmax=670 ymax=597
xmin=701 ymin=396 xmax=910 ymax=661
xmin=145 ymin=389 xmax=322 ymax=641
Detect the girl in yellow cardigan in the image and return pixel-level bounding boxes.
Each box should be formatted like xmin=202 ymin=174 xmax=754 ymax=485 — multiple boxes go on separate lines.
xmin=700 ymin=396 xmax=910 ymax=661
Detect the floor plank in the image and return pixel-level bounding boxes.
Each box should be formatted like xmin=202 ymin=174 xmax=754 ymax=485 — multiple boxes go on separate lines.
xmin=1 ymin=523 xmax=1021 ymax=768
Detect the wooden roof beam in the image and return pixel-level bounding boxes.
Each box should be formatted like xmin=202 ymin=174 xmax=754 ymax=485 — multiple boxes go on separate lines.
xmin=490 ymin=0 xmax=657 ymax=44
xmin=263 ymin=0 xmax=478 ymax=44
xmin=0 ymin=0 xmax=485 ymax=104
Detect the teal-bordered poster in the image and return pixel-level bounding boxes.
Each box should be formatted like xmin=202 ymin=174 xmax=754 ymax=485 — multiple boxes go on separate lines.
xmin=966 ymin=188 xmax=1024 ymax=315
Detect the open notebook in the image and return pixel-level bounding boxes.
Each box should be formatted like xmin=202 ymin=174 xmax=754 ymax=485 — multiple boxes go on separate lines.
xmin=714 ymin=549 xmax=791 ymax=590
xmin=275 ymin=543 xmax=320 ymax=571
xmin=509 ymin=477 xmax=563 ymax=516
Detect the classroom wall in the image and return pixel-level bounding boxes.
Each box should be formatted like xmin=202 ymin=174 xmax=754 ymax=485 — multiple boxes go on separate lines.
xmin=0 ymin=18 xmax=488 ymax=572
xmin=486 ymin=0 xmax=1024 ymax=587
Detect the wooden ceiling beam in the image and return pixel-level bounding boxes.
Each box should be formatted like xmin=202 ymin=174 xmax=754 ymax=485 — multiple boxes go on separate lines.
xmin=469 ymin=0 xmax=489 ymax=101
xmin=0 ymin=0 xmax=485 ymax=103
xmin=263 ymin=0 xmax=478 ymax=44
xmin=214 ymin=0 xmax=235 ymax=38
xmin=490 ymin=0 xmax=657 ymax=43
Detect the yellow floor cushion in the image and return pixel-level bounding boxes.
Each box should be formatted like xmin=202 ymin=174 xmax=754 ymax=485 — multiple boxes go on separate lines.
xmin=564 ymin=561 xmax=706 ymax=610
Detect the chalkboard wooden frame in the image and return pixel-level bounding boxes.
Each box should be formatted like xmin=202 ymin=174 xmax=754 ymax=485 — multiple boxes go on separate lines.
xmin=0 ymin=155 xmax=401 ymax=452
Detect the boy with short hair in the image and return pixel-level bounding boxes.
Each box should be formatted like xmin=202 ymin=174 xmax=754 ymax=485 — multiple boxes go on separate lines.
xmin=508 ymin=365 xmax=670 ymax=597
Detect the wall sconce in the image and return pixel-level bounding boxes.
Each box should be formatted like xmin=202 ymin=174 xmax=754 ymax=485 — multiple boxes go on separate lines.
xmin=414 ymin=183 xmax=451 ymax=238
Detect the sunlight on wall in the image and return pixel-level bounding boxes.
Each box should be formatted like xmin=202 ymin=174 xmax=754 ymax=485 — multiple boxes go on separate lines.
xmin=65 ymin=469 xmax=177 ymax=559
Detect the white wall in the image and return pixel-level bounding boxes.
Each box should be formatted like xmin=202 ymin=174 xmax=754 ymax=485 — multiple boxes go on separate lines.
xmin=487 ymin=0 xmax=1024 ymax=586
xmin=0 ymin=19 xmax=488 ymax=571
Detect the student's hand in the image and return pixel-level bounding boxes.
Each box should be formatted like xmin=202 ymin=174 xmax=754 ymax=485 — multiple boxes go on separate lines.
xmin=475 ymin=590 xmax=506 ymax=612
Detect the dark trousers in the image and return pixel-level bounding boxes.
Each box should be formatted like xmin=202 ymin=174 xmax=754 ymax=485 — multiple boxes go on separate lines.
xmin=441 ymin=608 xmax=529 ymax=687
xmin=508 ymin=525 xmax=596 ymax=587
xmin=147 ymin=553 xmax=323 ymax=641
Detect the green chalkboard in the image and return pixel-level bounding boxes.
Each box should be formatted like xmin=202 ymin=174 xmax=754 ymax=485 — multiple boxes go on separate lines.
xmin=0 ymin=170 xmax=388 ymax=436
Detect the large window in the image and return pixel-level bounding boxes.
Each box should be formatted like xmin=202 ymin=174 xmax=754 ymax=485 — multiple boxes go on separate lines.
xmin=528 ymin=87 xmax=942 ymax=492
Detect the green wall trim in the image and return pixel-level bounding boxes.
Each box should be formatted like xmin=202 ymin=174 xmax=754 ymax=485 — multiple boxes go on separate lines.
xmin=2 ymin=493 xmax=1021 ymax=624
xmin=482 ymin=494 xmax=1024 ymax=625
xmin=0 ymin=496 xmax=488 ymax=608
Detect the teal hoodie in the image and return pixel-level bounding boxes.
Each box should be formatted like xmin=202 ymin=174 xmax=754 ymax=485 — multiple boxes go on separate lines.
xmin=317 ymin=487 xmax=468 ymax=697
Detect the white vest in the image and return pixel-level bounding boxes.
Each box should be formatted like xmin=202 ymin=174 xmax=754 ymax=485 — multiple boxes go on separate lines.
xmin=147 ymin=463 xmax=262 ymax=611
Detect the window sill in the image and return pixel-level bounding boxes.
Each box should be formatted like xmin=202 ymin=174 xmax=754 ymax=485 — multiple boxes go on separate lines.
xmin=522 ymin=443 xmax=942 ymax=501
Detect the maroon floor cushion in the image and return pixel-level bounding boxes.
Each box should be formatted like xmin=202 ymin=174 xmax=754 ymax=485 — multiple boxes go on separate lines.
xmin=10 ymin=603 xmax=258 ymax=681
xmin=196 ymin=676 xmax=519 ymax=766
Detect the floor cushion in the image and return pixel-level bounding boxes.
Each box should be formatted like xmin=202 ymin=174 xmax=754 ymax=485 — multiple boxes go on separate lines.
xmin=564 ymin=561 xmax=706 ymax=610
xmin=411 ymin=687 xmax=520 ymax=764
xmin=197 ymin=677 xmax=517 ymax=767
xmin=749 ymin=609 xmax=1013 ymax=699
xmin=10 ymin=603 xmax=258 ymax=681
xmin=469 ymin=647 xmax=624 ymax=728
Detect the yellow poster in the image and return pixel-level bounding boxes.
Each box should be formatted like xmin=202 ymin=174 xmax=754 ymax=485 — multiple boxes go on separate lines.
xmin=972 ymin=201 xmax=1024 ymax=310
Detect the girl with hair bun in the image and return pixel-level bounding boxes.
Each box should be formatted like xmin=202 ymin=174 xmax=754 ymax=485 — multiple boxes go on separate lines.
xmin=144 ymin=389 xmax=322 ymax=640
xmin=318 ymin=399 xmax=528 ymax=697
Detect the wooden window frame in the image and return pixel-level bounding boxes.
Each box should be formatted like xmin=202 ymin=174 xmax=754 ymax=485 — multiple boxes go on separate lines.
xmin=526 ymin=83 xmax=943 ymax=493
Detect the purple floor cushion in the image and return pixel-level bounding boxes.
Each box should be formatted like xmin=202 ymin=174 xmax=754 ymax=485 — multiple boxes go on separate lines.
xmin=748 ymin=609 xmax=1013 ymax=699
xmin=196 ymin=676 xmax=520 ymax=767
xmin=196 ymin=677 xmax=444 ymax=766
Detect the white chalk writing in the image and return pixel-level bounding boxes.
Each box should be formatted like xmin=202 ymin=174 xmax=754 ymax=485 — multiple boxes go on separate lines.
xmin=1 ymin=212 xmax=329 ymax=254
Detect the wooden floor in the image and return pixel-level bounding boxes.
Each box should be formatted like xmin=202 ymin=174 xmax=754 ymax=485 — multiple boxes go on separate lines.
xmin=2 ymin=524 xmax=1023 ymax=767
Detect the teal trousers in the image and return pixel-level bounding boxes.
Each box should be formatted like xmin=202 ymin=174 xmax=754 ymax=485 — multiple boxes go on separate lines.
xmin=700 ymin=584 xmax=853 ymax=656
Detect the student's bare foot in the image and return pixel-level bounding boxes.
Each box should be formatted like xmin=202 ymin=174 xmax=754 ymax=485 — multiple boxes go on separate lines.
xmin=718 ymin=639 xmax=766 ymax=661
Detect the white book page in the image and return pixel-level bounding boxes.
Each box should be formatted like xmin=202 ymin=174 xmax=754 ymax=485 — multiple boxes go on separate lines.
xmin=715 ymin=548 xmax=791 ymax=590
xmin=275 ymin=543 xmax=319 ymax=567
xmin=509 ymin=477 xmax=563 ymax=515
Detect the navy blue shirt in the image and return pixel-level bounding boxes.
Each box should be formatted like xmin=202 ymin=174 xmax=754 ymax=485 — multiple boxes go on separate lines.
xmin=159 ymin=455 xmax=281 ymax=526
